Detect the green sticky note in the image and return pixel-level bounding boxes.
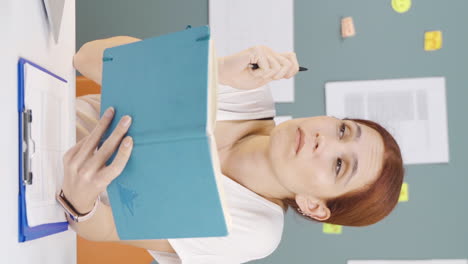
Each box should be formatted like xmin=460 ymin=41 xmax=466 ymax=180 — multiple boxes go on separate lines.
xmin=323 ymin=223 xmax=342 ymax=234
xmin=399 ymin=182 xmax=409 ymax=202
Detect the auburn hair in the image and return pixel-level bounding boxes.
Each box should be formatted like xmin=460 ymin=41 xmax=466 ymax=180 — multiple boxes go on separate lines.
xmin=282 ymin=118 xmax=405 ymax=227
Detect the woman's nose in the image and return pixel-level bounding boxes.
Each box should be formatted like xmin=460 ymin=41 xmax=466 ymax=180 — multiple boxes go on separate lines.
xmin=313 ymin=134 xmax=325 ymax=154
xmin=313 ymin=133 xmax=345 ymax=157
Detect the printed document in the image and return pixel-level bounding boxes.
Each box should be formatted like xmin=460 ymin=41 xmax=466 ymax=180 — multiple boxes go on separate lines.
xmin=326 ymin=77 xmax=449 ymax=165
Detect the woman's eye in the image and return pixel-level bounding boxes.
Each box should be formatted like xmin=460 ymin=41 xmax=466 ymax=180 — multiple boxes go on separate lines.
xmin=335 ymin=158 xmax=342 ymax=176
xmin=339 ymin=123 xmax=346 ymax=139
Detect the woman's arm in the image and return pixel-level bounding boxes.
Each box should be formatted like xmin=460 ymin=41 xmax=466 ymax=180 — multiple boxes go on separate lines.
xmin=67 ymin=198 xmax=116 ymax=241
xmin=73 ymin=36 xmax=141 ymax=85
xmin=67 ymin=201 xmax=175 ymax=252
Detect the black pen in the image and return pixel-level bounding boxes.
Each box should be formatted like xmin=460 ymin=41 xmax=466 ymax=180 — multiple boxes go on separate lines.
xmin=250 ymin=63 xmax=308 ymax=72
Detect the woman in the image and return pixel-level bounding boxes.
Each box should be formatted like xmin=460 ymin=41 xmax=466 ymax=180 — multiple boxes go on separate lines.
xmin=63 ymin=36 xmax=404 ymax=263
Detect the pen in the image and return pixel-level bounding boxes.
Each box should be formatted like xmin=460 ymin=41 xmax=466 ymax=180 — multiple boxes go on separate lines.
xmin=250 ymin=63 xmax=308 ymax=72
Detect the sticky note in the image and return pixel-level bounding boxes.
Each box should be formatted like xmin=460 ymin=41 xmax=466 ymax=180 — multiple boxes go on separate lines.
xmin=398 ymin=182 xmax=409 ymax=202
xmin=424 ymin=31 xmax=443 ymax=51
xmin=392 ymin=0 xmax=412 ymax=13
xmin=341 ymin=17 xmax=356 ymax=38
xmin=323 ymin=223 xmax=343 ymax=234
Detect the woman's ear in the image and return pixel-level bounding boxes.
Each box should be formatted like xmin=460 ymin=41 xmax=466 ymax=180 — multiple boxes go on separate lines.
xmin=295 ymin=195 xmax=331 ymax=221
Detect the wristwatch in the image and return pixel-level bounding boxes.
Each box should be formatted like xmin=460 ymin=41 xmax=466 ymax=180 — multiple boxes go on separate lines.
xmin=56 ymin=189 xmax=100 ymax=223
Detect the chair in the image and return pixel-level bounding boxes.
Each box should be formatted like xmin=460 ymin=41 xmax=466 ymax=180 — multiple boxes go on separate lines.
xmin=76 ymin=75 xmax=155 ymax=264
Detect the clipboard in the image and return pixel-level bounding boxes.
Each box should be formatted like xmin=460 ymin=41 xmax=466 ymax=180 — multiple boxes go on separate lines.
xmin=18 ymin=58 xmax=70 ymax=242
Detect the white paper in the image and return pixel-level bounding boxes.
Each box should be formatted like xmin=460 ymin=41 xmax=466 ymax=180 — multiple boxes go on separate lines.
xmin=24 ymin=63 xmax=71 ymax=226
xmin=209 ymin=0 xmax=295 ymax=102
xmin=274 ymin=115 xmax=292 ymax=125
xmin=348 ymin=260 xmax=468 ymax=264
xmin=325 ymin=77 xmax=449 ymax=165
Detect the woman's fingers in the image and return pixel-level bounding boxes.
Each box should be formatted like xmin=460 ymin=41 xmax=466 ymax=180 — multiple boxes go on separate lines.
xmin=63 ymin=136 xmax=87 ymax=165
xmin=74 ymin=107 xmax=115 ymax=165
xmin=249 ymin=46 xmax=271 ymax=79
xmin=98 ymin=136 xmax=134 ymax=185
xmin=264 ymin=55 xmax=281 ymax=80
xmin=273 ymin=54 xmax=291 ymax=80
xmin=222 ymin=45 xmax=300 ymax=90
xmin=88 ymin=115 xmax=132 ymax=171
xmin=282 ymin=52 xmax=299 ymax=78
xmin=250 ymin=46 xmax=298 ymax=81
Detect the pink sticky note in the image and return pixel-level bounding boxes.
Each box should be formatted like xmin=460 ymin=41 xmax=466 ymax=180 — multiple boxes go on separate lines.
xmin=341 ymin=17 xmax=356 ymax=38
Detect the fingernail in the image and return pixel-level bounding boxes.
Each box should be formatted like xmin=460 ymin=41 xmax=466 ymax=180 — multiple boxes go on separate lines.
xmin=105 ymin=107 xmax=114 ymax=118
xmin=121 ymin=116 xmax=132 ymax=127
xmin=124 ymin=137 xmax=132 ymax=147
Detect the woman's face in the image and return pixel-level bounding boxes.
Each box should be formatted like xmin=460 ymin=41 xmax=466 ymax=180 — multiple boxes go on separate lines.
xmin=268 ymin=116 xmax=384 ymax=202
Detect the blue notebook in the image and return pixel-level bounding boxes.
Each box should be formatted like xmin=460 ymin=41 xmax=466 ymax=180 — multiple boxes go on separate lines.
xmin=18 ymin=58 xmax=70 ymax=242
xmin=100 ymin=25 xmax=230 ymax=240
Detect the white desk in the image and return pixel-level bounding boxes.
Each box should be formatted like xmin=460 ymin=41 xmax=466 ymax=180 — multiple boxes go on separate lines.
xmin=0 ymin=0 xmax=76 ymax=263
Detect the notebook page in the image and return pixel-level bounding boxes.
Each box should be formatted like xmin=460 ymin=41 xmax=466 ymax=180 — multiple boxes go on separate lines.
xmin=23 ymin=63 xmax=70 ymax=227
xmin=206 ymin=39 xmax=232 ymax=231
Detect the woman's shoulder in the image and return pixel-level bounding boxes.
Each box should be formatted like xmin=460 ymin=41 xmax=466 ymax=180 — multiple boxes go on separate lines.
xmin=268 ymin=197 xmax=287 ymax=211
xmin=226 ymin=189 xmax=285 ymax=258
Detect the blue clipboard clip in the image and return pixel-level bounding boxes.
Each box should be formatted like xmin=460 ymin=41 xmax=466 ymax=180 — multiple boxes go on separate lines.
xmin=18 ymin=58 xmax=69 ymax=242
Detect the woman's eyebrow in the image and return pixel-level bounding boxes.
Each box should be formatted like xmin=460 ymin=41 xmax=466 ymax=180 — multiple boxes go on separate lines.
xmin=345 ymin=121 xmax=361 ymax=186
xmin=353 ymin=121 xmax=362 ymax=140
xmin=345 ymin=155 xmax=358 ymax=186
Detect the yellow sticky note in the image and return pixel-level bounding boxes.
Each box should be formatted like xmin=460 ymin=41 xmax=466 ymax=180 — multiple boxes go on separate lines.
xmin=425 ymin=31 xmax=443 ymax=51
xmin=392 ymin=0 xmax=412 ymax=13
xmin=341 ymin=17 xmax=356 ymax=38
xmin=399 ymin=182 xmax=409 ymax=202
xmin=323 ymin=223 xmax=342 ymax=234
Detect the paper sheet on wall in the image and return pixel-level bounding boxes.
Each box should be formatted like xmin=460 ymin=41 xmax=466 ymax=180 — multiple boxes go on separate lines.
xmin=325 ymin=77 xmax=449 ymax=165
xmin=209 ymin=0 xmax=295 ymax=102
xmin=24 ymin=63 xmax=71 ymax=227
xmin=348 ymin=260 xmax=468 ymax=264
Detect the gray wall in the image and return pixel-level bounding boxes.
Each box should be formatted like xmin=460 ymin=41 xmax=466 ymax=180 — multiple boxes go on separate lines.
xmin=77 ymin=1 xmax=468 ymax=263
xmin=77 ymin=0 xmax=209 ymax=50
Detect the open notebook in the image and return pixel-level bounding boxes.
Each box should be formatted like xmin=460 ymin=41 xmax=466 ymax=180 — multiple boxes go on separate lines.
xmin=100 ymin=25 xmax=231 ymax=240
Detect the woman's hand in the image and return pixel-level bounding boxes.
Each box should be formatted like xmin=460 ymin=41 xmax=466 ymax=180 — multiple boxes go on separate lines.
xmin=217 ymin=45 xmax=300 ymax=90
xmin=61 ymin=107 xmax=133 ymax=214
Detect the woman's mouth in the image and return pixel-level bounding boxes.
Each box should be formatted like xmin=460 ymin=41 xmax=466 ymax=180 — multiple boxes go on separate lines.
xmin=295 ymin=127 xmax=305 ymax=155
